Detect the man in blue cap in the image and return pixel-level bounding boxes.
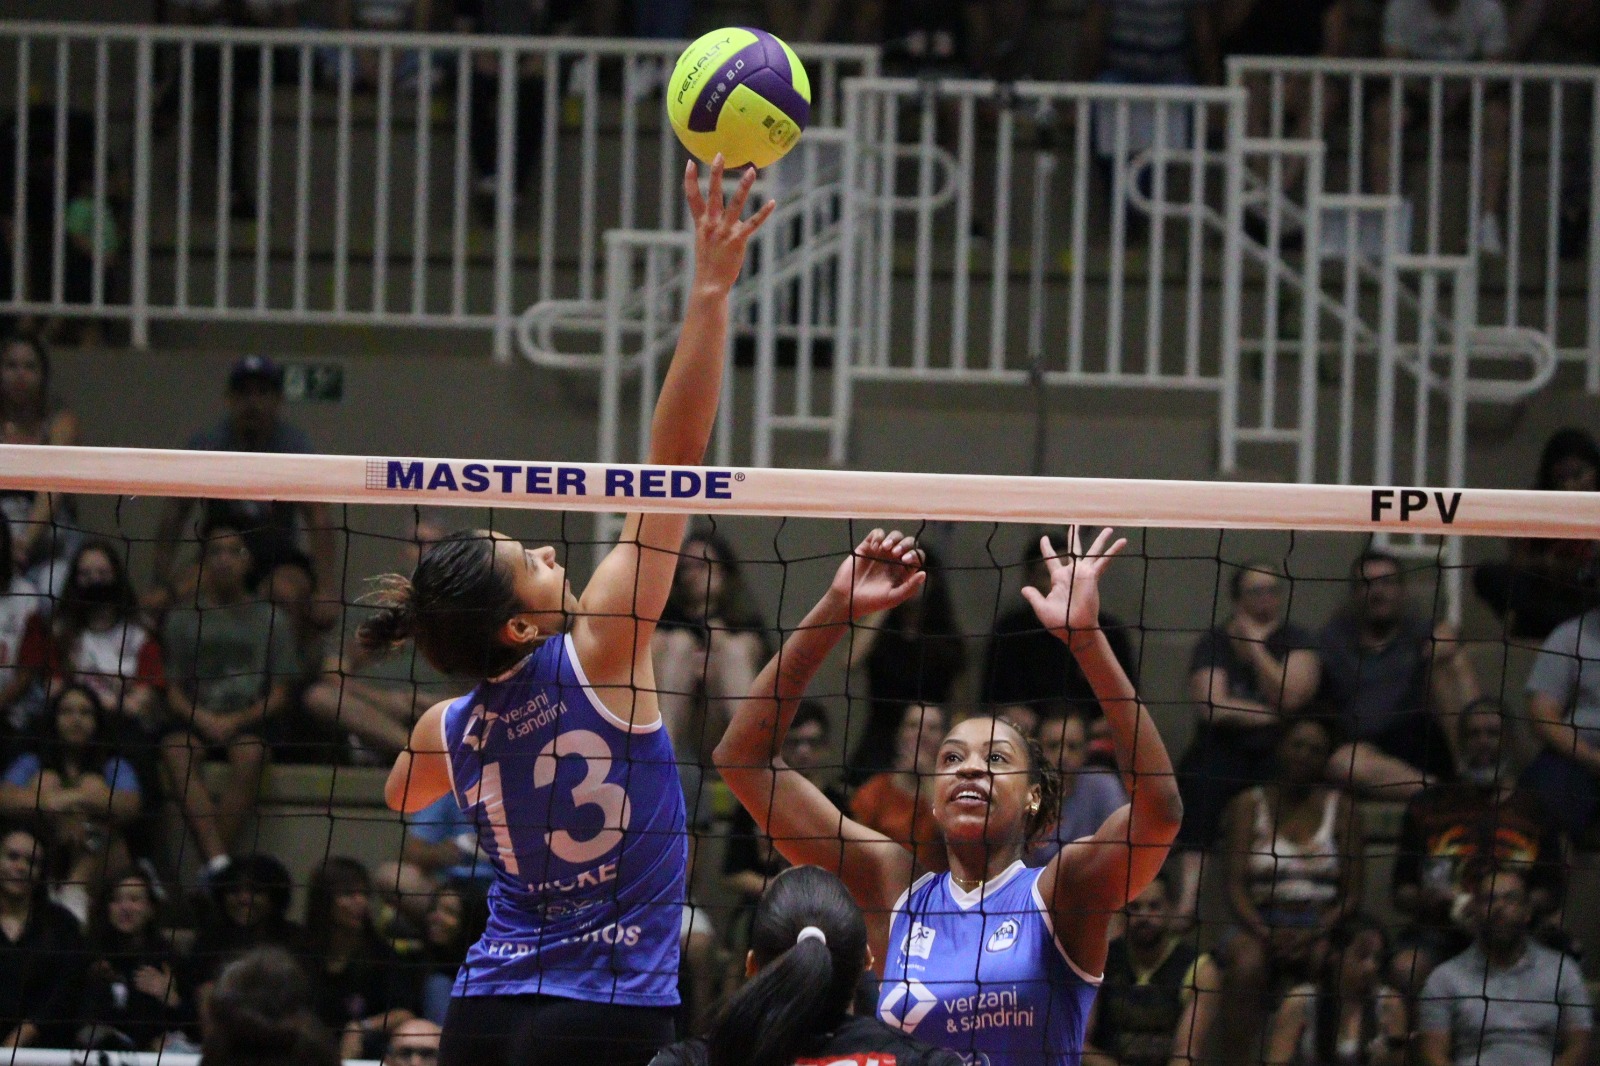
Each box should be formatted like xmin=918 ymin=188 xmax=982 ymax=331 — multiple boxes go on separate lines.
xmin=149 ymin=355 xmax=334 ymax=605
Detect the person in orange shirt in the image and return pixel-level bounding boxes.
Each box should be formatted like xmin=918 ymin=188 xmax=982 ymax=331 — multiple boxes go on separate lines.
xmin=850 ymin=702 xmax=949 ymax=875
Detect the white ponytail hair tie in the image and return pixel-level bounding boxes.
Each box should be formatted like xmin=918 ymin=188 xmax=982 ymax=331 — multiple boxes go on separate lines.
xmin=796 ymin=926 xmax=828 ymax=946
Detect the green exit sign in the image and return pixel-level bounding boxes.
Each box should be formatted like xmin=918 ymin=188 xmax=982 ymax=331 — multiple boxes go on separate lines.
xmin=282 ymin=362 xmax=344 ymax=404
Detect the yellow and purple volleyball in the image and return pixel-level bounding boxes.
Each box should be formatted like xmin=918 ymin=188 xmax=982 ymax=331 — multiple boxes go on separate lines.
xmin=667 ymin=27 xmax=811 ymax=170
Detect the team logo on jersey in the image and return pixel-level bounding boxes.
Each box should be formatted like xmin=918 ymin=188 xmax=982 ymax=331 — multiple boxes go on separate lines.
xmin=985 ymin=919 xmax=1019 ymax=953
xmin=903 ymin=922 xmax=936 ymax=960
xmin=879 ymin=978 xmax=937 ymax=1033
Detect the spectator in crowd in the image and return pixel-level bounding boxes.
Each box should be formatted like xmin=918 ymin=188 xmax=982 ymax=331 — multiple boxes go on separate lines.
xmin=678 ymin=827 xmax=726 ymax=1036
xmin=1225 ymin=0 xmax=1349 ymax=208
xmin=0 ymin=684 xmax=142 ymax=925
xmin=848 ymin=544 xmax=966 ymax=782
xmin=1318 ymin=550 xmax=1480 ymax=797
xmin=77 ymin=867 xmax=187 ymax=1052
xmin=1083 ymin=875 xmax=1221 ymax=1066
xmin=0 ymin=519 xmax=44 ymax=740
xmin=184 ymin=854 xmax=300 ymax=1004
xmin=151 ymin=357 xmax=335 ymax=613
xmin=383 ymin=1018 xmax=442 ymax=1066
xmin=1368 ymin=0 xmax=1512 ymax=256
xmin=1219 ymin=717 xmax=1365 ymax=1042
xmin=0 ymin=334 xmax=80 ymax=598
xmin=303 ymin=509 xmax=449 ymax=763
xmin=159 ymin=1 xmax=301 ymax=220
xmin=414 ymin=880 xmax=487 ymax=1026
xmin=334 ymin=0 xmax=435 ymax=89
xmin=161 ymin=525 xmax=296 ymax=876
xmin=653 ymin=530 xmax=771 ymax=810
xmin=1474 ymin=427 xmax=1600 ymax=640
xmin=1028 ymin=709 xmax=1128 ymax=867
xmin=199 ymin=946 xmax=341 ymax=1066
xmin=1264 ymin=917 xmax=1408 ymax=1066
xmin=982 ymin=535 xmax=1140 ymax=759
xmin=61 ymin=160 xmax=123 ymax=349
xmin=300 ymin=857 xmax=417 ymax=1062
xmin=1078 ymin=0 xmax=1223 ymax=85
xmin=0 ymin=820 xmax=86 ymax=1049
xmin=1522 ymin=597 xmax=1600 ymax=843
xmin=18 ymin=538 xmax=166 ymax=739
xmin=722 ymin=701 xmax=847 ymax=924
xmin=264 ymin=552 xmax=343 ymax=763
xmin=453 ymin=0 xmax=552 ymax=216
xmin=1391 ymin=698 xmax=1567 ymax=996
xmin=849 ymin=702 xmax=949 ymax=875
xmin=1175 ymin=561 xmax=1320 ymax=928
xmin=1418 ymin=865 xmax=1591 ymax=1066
xmin=378 ymin=791 xmax=493 ymax=930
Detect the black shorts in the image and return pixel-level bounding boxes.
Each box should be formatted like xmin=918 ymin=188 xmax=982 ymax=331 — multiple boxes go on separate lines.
xmin=439 ymin=993 xmax=676 ymax=1066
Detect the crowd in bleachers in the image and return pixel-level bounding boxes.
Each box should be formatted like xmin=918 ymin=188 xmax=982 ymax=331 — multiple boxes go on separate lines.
xmin=0 ymin=330 xmax=1593 ymax=1064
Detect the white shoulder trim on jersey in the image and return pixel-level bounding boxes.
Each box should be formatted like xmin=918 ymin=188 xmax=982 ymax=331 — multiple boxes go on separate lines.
xmin=945 ymin=859 xmax=1027 ymax=910
xmin=1031 ymin=877 xmax=1105 ymax=987
xmin=563 ymin=633 xmax=662 ymax=734
xmin=889 ymin=871 xmax=939 ymax=931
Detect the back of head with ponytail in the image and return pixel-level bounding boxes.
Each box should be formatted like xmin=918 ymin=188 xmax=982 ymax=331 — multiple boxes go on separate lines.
xmin=706 ymin=866 xmax=869 ymax=1066
xmin=357 ymin=529 xmax=529 ymax=679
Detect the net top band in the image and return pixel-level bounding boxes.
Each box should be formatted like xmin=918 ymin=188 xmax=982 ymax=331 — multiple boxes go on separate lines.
xmin=1 ymin=443 xmax=1593 ymax=539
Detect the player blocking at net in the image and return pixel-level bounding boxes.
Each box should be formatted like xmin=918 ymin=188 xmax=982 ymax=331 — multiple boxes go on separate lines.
xmin=367 ymin=155 xmax=774 ymax=1066
xmin=716 ymin=526 xmax=1184 ymax=1066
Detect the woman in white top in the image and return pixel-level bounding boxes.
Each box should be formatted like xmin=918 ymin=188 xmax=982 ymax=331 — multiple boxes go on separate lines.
xmin=1220 ymin=716 xmax=1364 ymax=1032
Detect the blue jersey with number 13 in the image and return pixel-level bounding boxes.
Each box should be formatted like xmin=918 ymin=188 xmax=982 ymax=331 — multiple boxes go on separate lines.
xmin=442 ymin=633 xmax=686 ymax=1006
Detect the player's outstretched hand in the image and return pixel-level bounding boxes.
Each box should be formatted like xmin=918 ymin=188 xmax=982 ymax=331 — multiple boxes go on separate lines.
xmin=1021 ymin=526 xmax=1128 ymax=651
xmin=829 ymin=529 xmax=927 ymax=620
xmin=685 ymin=154 xmax=777 ymax=294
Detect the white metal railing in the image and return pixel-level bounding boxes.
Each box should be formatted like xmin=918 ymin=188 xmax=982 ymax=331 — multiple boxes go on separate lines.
xmin=0 ymin=21 xmax=876 ymax=358
xmin=844 ymin=78 xmax=1246 ymax=390
xmin=1228 ymin=56 xmax=1600 ymax=391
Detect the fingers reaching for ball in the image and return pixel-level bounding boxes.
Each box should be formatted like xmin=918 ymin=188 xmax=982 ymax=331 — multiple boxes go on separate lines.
xmin=685 ymin=154 xmax=777 ymax=294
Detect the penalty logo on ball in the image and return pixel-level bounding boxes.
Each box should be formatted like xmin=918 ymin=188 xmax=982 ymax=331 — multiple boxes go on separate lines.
xmin=668 ymin=27 xmax=811 ymax=170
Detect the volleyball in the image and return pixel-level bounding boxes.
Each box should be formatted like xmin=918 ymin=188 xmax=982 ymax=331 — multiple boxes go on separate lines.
xmin=667 ymin=27 xmax=811 ymax=169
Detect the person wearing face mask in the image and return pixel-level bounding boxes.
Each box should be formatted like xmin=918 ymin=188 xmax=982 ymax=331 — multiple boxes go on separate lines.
xmin=1389 ymin=699 xmax=1568 ymax=998
xmin=16 ymin=539 xmax=165 ymax=737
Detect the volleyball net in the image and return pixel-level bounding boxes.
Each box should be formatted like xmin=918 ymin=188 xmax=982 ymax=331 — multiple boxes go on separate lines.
xmin=0 ymin=441 xmax=1594 ymax=1062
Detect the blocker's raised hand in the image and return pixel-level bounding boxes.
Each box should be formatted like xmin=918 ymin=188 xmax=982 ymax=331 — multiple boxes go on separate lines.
xmin=685 ymin=154 xmax=777 ymax=293
xmin=1021 ymin=526 xmax=1128 ymax=650
xmin=829 ymin=528 xmax=927 ymax=620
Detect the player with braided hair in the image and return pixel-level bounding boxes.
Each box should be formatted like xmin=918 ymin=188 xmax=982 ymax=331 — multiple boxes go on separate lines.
xmin=715 ymin=526 xmax=1183 ymax=1066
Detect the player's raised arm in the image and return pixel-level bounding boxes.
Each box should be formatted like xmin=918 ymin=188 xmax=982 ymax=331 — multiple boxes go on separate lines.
xmin=1031 ymin=529 xmax=1184 ymax=971
xmin=715 ymin=530 xmax=925 ymax=915
xmin=573 ymin=157 xmax=775 ymax=692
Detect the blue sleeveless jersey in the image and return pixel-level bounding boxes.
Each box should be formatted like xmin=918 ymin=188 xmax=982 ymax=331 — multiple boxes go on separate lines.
xmin=878 ymin=861 xmax=1101 ymax=1066
xmin=441 ymin=634 xmax=686 ymax=1006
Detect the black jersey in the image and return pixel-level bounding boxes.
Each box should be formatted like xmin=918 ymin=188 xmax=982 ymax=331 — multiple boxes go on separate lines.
xmin=649 ymin=1014 xmax=965 ymax=1066
xmin=1091 ymin=938 xmax=1202 ymax=1066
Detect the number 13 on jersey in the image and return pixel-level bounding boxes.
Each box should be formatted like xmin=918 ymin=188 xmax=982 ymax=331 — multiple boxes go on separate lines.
xmin=460 ymin=721 xmax=635 ymax=877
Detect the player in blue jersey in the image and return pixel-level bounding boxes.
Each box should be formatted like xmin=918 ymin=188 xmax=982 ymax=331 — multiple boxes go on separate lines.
xmin=716 ymin=526 xmax=1184 ymax=1066
xmin=362 ymin=155 xmax=774 ymax=1066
